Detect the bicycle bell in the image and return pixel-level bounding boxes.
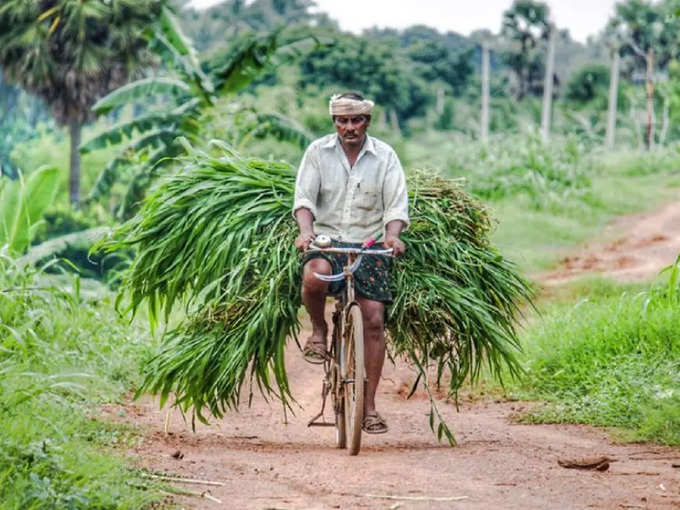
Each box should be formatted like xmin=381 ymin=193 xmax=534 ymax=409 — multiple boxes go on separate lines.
xmin=314 ymin=234 xmax=332 ymax=248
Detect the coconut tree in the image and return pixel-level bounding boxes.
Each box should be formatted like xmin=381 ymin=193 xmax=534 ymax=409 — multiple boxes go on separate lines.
xmin=0 ymin=0 xmax=165 ymax=206
xmin=500 ymin=0 xmax=551 ymax=100
xmin=608 ymin=0 xmax=680 ymax=148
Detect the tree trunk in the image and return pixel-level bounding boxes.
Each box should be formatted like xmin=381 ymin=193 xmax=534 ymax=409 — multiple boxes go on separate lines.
xmin=540 ymin=25 xmax=556 ymax=142
xmin=377 ymin=109 xmax=387 ymax=129
xmin=605 ymin=50 xmax=620 ymax=149
xmin=69 ymin=120 xmax=81 ymax=207
xmin=435 ymin=86 xmax=445 ymax=115
xmin=480 ymin=43 xmax=490 ymax=142
xmin=389 ymin=108 xmax=402 ymax=137
xmin=645 ymin=49 xmax=655 ymax=150
xmin=631 ymin=108 xmax=643 ymax=149
xmin=659 ymin=96 xmax=670 ymax=146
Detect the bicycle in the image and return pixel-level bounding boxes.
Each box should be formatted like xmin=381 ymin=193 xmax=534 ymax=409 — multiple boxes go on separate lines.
xmin=306 ymin=236 xmax=392 ymax=456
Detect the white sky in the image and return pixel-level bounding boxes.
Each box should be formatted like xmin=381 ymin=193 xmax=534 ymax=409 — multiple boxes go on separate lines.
xmin=186 ymin=0 xmax=619 ymax=43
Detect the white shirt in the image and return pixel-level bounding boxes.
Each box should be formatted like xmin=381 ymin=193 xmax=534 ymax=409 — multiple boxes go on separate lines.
xmin=293 ymin=133 xmax=410 ymax=242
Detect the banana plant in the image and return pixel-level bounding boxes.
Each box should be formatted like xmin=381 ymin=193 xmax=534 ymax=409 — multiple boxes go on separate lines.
xmin=81 ymin=6 xmax=325 ymax=218
xmin=0 ymin=166 xmax=59 ymax=255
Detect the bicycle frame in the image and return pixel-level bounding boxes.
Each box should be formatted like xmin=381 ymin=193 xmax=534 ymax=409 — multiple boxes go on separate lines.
xmin=306 ymin=244 xmax=392 ymax=430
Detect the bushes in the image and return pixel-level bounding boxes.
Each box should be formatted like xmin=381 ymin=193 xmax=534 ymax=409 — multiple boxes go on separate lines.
xmin=0 ymin=256 xmax=161 ymax=507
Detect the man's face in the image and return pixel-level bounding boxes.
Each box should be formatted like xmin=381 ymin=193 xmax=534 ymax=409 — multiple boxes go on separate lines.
xmin=334 ymin=115 xmax=370 ymax=148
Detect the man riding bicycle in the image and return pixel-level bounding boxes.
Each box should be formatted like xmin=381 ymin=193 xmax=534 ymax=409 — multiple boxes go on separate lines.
xmin=293 ymin=92 xmax=409 ymax=435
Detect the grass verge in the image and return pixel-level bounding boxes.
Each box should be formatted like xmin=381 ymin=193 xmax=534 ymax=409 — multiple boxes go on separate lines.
xmin=507 ymin=276 xmax=680 ymax=446
xmin=0 ymin=257 xmax=164 ymax=508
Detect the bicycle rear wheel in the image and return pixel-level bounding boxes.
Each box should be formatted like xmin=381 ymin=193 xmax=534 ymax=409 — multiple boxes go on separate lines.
xmin=342 ymin=304 xmax=365 ymax=456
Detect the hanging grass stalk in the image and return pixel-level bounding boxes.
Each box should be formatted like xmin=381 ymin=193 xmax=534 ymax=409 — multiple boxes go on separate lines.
xmin=100 ymin=146 xmax=532 ymax=439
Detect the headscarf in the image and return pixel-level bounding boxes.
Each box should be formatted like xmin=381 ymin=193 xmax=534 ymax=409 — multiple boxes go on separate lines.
xmin=328 ymin=94 xmax=375 ymax=116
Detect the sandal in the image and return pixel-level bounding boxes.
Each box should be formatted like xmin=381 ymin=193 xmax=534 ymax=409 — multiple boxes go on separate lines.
xmin=302 ymin=337 xmax=327 ymax=365
xmin=362 ymin=412 xmax=389 ymax=434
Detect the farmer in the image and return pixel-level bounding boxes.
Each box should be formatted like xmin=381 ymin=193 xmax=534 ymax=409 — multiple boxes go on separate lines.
xmin=292 ymin=92 xmax=409 ymax=434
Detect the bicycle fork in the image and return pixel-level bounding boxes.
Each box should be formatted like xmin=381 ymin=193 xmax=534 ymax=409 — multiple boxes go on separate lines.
xmin=307 ymin=306 xmax=343 ymax=427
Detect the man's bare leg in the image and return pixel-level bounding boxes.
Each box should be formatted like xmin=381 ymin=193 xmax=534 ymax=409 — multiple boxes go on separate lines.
xmin=357 ymin=297 xmax=386 ymax=430
xmin=301 ymin=258 xmax=332 ymax=356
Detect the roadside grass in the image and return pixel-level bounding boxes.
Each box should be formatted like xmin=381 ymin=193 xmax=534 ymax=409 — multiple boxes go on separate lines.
xmin=491 ymin=171 xmax=680 ymax=272
xmin=505 ymin=276 xmax=680 ymax=446
xmin=403 ymin=132 xmax=680 ymax=272
xmin=0 ymin=257 xmax=165 ymax=508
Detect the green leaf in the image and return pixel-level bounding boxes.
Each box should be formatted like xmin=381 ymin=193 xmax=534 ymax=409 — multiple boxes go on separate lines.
xmin=158 ymin=6 xmax=200 ymax=70
xmin=92 ymin=77 xmax=191 ymax=114
xmin=0 ymin=176 xmax=21 ymax=249
xmin=0 ymin=166 xmax=58 ymax=254
xmin=243 ymin=113 xmax=312 ymax=150
xmin=211 ymin=32 xmax=279 ymax=95
xmin=81 ymin=99 xmax=200 ymax=154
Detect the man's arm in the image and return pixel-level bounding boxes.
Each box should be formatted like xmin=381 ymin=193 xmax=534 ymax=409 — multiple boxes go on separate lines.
xmin=293 ymin=144 xmax=320 ymax=251
xmin=294 ymin=207 xmax=316 ymax=251
xmin=382 ymin=150 xmax=409 ymax=257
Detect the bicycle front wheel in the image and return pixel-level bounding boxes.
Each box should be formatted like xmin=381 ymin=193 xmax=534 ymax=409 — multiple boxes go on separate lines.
xmin=342 ymin=304 xmax=365 ymax=456
xmin=331 ymin=321 xmax=346 ymax=449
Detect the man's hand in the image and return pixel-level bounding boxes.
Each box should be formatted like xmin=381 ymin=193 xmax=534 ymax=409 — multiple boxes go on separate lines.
xmin=295 ymin=231 xmax=315 ymax=252
xmin=294 ymin=208 xmax=316 ymax=252
xmin=384 ymin=236 xmax=405 ymax=257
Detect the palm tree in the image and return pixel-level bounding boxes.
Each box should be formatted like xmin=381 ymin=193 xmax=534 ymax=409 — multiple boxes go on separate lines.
xmin=0 ymin=0 xmax=165 ymax=206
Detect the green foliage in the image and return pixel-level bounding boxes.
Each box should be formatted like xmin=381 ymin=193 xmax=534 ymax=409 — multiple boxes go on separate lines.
xmin=91 ymin=78 xmax=192 ymax=116
xmin=0 ymin=0 xmax=164 ymax=125
xmin=611 ymin=0 xmax=680 ymax=68
xmin=179 ymin=0 xmax=333 ymax=54
xmin=83 ymin=13 xmax=322 ymax=217
xmin=0 ymin=257 xmax=163 ymax=507
xmin=407 ymin=132 xmax=591 ymax=208
xmin=512 ymin=272 xmax=680 ymax=445
xmin=0 ymin=167 xmax=59 ymax=255
xmin=99 ymin=146 xmax=532 ymax=441
xmin=0 ymin=0 xmax=166 ymax=204
xmin=0 ymin=73 xmax=51 ymax=178
xmin=500 ymin=0 xmax=550 ymax=99
xmin=565 ymin=63 xmax=610 ymax=104
xmin=298 ymin=32 xmax=429 ymax=123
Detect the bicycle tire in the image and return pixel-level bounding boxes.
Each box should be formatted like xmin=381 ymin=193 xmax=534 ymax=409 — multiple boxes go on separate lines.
xmin=343 ymin=304 xmax=365 ymax=456
xmin=332 ymin=322 xmax=347 ymax=449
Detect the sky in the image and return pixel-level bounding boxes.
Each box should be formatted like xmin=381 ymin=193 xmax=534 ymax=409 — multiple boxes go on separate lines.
xmin=185 ymin=0 xmax=619 ymax=43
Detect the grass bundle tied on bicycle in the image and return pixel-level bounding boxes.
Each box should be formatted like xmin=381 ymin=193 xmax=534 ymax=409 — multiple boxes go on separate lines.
xmin=101 ymin=93 xmax=532 ymax=456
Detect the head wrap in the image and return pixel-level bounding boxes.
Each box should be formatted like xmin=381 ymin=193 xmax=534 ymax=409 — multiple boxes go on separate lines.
xmin=329 ymin=94 xmax=375 ymax=116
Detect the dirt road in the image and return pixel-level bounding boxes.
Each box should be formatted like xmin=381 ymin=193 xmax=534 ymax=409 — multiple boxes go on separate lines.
xmin=106 ymin=200 xmax=680 ymax=509
xmin=106 ymin=350 xmax=679 ymax=509
xmin=541 ymin=197 xmax=680 ymax=284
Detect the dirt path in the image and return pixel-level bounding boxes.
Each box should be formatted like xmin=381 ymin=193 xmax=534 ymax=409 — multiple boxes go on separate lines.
xmin=541 ymin=196 xmax=680 ymax=284
xmin=105 ymin=349 xmax=679 ymax=509
xmin=105 ymin=201 xmax=680 ymax=509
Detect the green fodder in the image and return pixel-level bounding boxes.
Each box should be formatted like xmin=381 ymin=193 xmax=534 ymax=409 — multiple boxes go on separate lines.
xmin=101 ymin=146 xmax=532 ymax=440
xmin=514 ymin=277 xmax=680 ymax=445
xmin=0 ymin=256 xmax=163 ymax=508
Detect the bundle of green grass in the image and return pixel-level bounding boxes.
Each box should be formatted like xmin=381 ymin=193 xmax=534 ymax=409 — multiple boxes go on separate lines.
xmin=102 ymin=145 xmax=532 ymax=438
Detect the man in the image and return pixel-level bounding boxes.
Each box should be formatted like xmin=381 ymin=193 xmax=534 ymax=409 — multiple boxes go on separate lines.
xmin=292 ymin=92 xmax=409 ymax=434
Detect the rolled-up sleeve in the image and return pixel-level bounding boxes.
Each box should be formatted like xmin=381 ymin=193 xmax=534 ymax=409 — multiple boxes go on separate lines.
xmin=293 ymin=144 xmax=320 ymax=219
xmin=382 ymin=150 xmax=410 ymax=229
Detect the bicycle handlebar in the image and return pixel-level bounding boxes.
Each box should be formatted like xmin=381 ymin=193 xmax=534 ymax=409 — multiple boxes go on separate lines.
xmin=307 ymin=244 xmax=393 ymax=255
xmin=306 ymin=242 xmax=393 ymax=282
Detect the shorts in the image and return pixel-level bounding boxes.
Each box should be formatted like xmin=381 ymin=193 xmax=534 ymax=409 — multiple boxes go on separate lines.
xmin=302 ymin=241 xmax=393 ymax=303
